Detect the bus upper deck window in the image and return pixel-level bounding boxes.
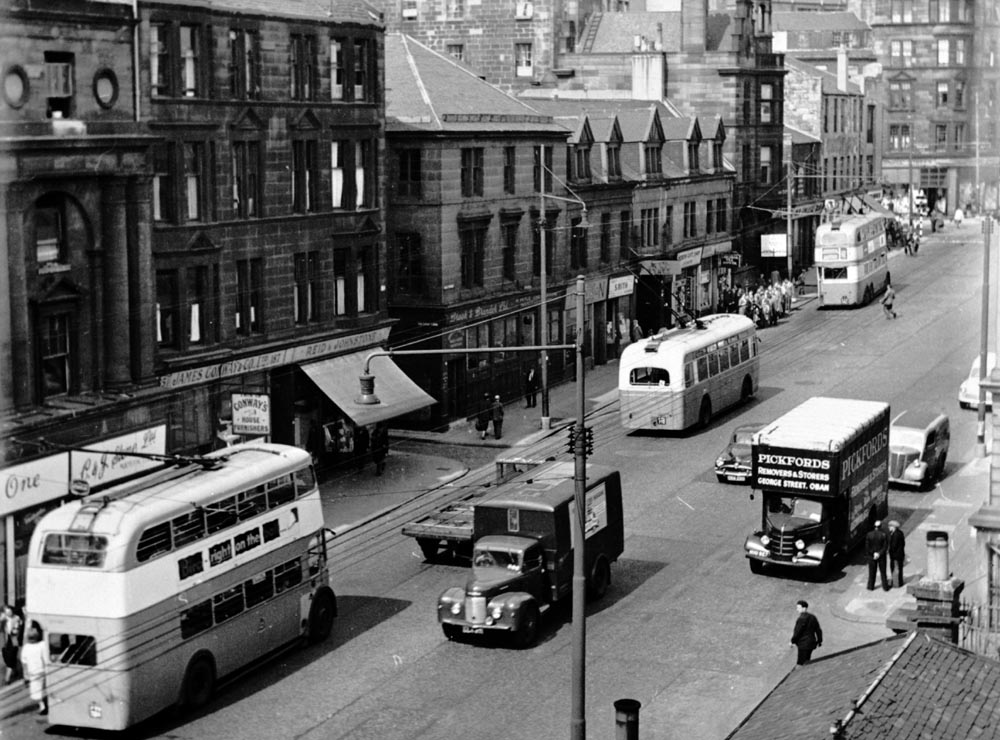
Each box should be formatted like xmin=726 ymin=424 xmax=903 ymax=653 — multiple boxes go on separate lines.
xmin=42 ymin=533 xmax=109 ymax=567
xmin=293 ymin=466 xmax=316 ymax=496
xmin=684 ymin=363 xmax=694 ymax=388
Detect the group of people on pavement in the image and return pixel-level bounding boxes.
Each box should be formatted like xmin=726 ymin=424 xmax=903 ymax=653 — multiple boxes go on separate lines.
xmin=475 ymin=393 xmax=506 ymax=440
xmin=866 ymin=519 xmax=907 ymax=592
xmin=313 ymin=420 xmax=390 ymax=476
xmin=2 ymin=604 xmax=48 ymax=715
xmin=720 ymin=277 xmax=800 ymax=330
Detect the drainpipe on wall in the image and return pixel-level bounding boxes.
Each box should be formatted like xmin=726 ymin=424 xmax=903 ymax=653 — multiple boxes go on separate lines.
xmin=132 ymin=0 xmax=141 ymax=122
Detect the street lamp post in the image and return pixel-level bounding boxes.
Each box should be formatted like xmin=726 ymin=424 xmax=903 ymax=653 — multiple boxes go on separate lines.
xmin=538 ymin=151 xmax=590 ymax=430
xmin=356 ymin=276 xmax=590 ymax=740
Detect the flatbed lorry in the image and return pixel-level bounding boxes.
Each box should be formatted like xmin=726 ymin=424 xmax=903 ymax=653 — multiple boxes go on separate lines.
xmin=402 ymin=456 xmax=548 ymax=560
xmin=437 ymin=461 xmax=624 ymax=647
xmin=744 ymin=397 xmax=890 ymax=576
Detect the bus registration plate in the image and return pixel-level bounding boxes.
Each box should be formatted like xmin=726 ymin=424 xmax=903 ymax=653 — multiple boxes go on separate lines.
xmin=462 ymin=626 xmax=484 ymax=635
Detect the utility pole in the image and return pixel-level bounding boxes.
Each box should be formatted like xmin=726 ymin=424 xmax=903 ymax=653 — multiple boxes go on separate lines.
xmin=539 ymin=147 xmax=550 ymax=430
xmin=786 ymin=157 xmax=794 ymax=279
xmin=569 ymin=275 xmax=587 ymax=740
xmin=977 ymin=213 xmax=991 ymax=457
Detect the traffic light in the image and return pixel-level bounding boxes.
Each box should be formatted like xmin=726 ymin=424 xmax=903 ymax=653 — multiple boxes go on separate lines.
xmin=567 ymin=425 xmax=577 ymax=455
xmin=585 ymin=426 xmax=594 ymax=456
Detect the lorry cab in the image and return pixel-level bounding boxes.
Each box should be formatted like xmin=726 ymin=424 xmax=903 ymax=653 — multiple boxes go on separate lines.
xmin=469 ymin=536 xmax=549 ymax=602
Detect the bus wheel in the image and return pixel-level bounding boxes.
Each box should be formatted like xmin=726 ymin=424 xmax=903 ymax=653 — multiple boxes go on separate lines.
xmin=698 ymin=398 xmax=712 ymax=428
xmin=182 ymin=655 xmax=216 ymax=709
xmin=308 ymin=587 xmax=337 ymax=643
xmin=587 ymin=556 xmax=612 ymax=601
xmin=741 ymin=376 xmax=754 ymax=403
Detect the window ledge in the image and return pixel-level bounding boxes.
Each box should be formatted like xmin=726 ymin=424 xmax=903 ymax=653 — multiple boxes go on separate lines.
xmin=38 ymin=262 xmax=71 ymax=275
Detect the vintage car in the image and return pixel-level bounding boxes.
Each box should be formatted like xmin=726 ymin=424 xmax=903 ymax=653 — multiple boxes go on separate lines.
xmin=959 ymin=353 xmax=995 ymax=409
xmin=888 ymin=410 xmax=950 ymax=488
xmin=715 ymin=422 xmax=765 ymax=484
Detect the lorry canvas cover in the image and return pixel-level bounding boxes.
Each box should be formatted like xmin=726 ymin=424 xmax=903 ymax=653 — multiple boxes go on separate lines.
xmin=751 ymin=397 xmax=890 ymax=497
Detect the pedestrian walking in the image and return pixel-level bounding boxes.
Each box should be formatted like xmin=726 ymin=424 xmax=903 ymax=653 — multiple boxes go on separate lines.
xmin=524 ymin=366 xmax=538 ymax=408
xmin=370 ymin=424 xmax=388 ymax=476
xmin=888 ymin=519 xmax=906 ymax=588
xmin=1 ymin=604 xmax=23 ymax=684
xmin=954 ymin=206 xmax=964 ymax=227
xmin=475 ymin=393 xmax=491 ymax=440
xmin=881 ymin=283 xmax=897 ymax=319
xmin=491 ymin=394 xmax=505 ymax=440
xmin=866 ymin=519 xmax=890 ymax=591
xmin=789 ymin=600 xmax=823 ymax=666
xmin=630 ymin=320 xmax=644 ymax=343
xmin=19 ymin=622 xmax=48 ymax=715
xmin=353 ymin=423 xmax=370 ymax=472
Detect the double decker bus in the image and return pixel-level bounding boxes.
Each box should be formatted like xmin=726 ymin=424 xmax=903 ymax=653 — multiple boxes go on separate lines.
xmin=25 ymin=442 xmax=337 ymax=731
xmin=618 ymin=313 xmax=759 ymax=431
xmin=815 ymin=213 xmax=889 ymax=307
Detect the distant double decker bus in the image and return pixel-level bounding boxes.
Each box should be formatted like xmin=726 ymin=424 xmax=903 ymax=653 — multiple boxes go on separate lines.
xmin=26 ymin=442 xmax=337 ymax=731
xmin=815 ymin=213 xmax=889 ymax=307
xmin=618 ymin=313 xmax=759 ymax=431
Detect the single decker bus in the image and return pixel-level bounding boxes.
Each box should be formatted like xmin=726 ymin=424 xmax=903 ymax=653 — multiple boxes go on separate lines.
xmin=619 ymin=313 xmax=759 ymax=431
xmin=25 ymin=442 xmax=337 ymax=731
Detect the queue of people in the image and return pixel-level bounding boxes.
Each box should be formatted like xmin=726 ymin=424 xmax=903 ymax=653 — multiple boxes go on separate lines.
xmin=720 ymin=277 xmax=798 ymax=330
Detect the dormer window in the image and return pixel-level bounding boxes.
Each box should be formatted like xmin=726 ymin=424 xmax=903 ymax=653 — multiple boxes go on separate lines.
xmin=607 ymin=142 xmax=621 ymax=179
xmin=688 ymin=140 xmax=700 ymax=173
xmin=643 ymin=142 xmax=662 ymax=176
xmin=573 ymin=143 xmax=591 ymax=183
xmin=712 ymin=140 xmax=723 ymax=170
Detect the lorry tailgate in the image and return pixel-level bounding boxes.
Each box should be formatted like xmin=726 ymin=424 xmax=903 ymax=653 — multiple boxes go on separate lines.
xmin=401 ymin=501 xmax=476 ymax=542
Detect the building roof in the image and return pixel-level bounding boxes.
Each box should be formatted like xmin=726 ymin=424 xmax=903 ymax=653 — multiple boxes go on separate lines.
xmin=785 ymin=56 xmax=863 ymax=95
xmin=726 ymin=632 xmax=1000 ymax=740
xmin=786 ymin=123 xmax=821 ymax=144
xmin=773 ymin=10 xmax=870 ymax=32
xmin=384 ymin=34 xmax=565 ymax=135
xmin=589 ymin=11 xmax=682 ymax=53
xmin=146 ymin=0 xmax=382 ymax=24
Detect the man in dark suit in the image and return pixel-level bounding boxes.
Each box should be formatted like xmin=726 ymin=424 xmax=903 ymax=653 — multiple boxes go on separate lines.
xmin=887 ymin=520 xmax=906 ymax=589
xmin=866 ymin=519 xmax=890 ymax=591
xmin=789 ymin=600 xmax=823 ymax=666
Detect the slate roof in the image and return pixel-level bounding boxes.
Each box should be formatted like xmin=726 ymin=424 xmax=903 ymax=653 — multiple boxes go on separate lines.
xmin=785 ymin=56 xmax=862 ymax=95
xmin=384 ymin=34 xmax=565 ymax=135
xmin=773 ymin=11 xmax=870 ymax=32
xmin=726 ymin=632 xmax=1000 ymax=740
xmin=145 ymin=0 xmax=382 ymax=24
xmin=786 ymin=123 xmax=820 ymax=145
xmin=589 ymin=11 xmax=682 ymax=53
xmin=524 ymin=99 xmax=678 ymax=143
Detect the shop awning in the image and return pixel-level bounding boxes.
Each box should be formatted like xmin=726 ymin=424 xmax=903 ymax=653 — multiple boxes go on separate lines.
xmin=300 ymin=351 xmax=436 ymax=426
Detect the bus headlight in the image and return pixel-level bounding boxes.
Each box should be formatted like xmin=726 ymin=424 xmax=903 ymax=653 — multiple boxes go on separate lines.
xmin=795 ymin=539 xmax=806 ymax=551
xmin=491 ymin=604 xmax=504 ymax=620
xmin=450 ymin=602 xmax=462 ymax=615
xmin=760 ymin=535 xmax=770 ymax=546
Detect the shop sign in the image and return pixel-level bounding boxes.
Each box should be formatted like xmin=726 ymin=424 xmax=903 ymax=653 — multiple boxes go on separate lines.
xmin=676 ymin=247 xmax=704 ymax=270
xmin=232 ymin=393 xmax=271 ymax=436
xmin=760 ymin=234 xmax=787 ymax=257
xmin=1 ymin=424 xmax=167 ymax=517
xmin=640 ymin=259 xmax=680 ymax=277
xmin=159 ymin=327 xmax=392 ymax=390
xmin=607 ymin=275 xmax=635 ymax=299
xmin=70 ymin=424 xmax=167 ymax=488
xmin=447 ymin=331 xmax=465 ymax=349
xmin=719 ymin=252 xmax=742 ymax=267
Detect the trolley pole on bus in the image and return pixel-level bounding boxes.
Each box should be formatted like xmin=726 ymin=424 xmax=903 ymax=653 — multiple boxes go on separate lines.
xmin=356 ymin=276 xmax=591 ymax=740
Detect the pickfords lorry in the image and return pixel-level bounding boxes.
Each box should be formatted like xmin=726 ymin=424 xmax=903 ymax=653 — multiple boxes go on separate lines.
xmin=437 ymin=461 xmax=624 ymax=647
xmin=744 ymin=397 xmax=890 ymax=576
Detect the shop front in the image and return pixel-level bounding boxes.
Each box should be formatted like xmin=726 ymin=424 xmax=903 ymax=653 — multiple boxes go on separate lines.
xmin=0 ymin=424 xmax=167 ymax=605
xmin=606 ymin=274 xmax=636 ymax=361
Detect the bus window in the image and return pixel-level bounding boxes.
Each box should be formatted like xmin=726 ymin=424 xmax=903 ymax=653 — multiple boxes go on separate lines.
xmin=213 ymin=585 xmax=245 ymax=624
xmin=42 ymin=534 xmax=109 ymax=567
xmin=237 ymin=485 xmax=267 ymax=520
xmin=274 ymin=558 xmax=303 ymax=593
xmin=684 ymin=362 xmax=694 ymax=388
xmin=172 ymin=510 xmax=205 ymax=549
xmin=269 ymin=475 xmax=296 ymax=508
xmin=823 ymin=266 xmax=848 ymax=280
xmin=137 ymin=522 xmax=173 ymax=562
xmin=719 ymin=350 xmax=730 ymax=372
xmin=708 ymin=353 xmax=719 ymax=376
xmin=629 ymin=367 xmax=670 ymax=386
xmin=293 ymin=467 xmax=316 ymax=496
xmin=206 ymin=497 xmax=238 ymax=534
xmin=49 ymin=632 xmax=97 ymax=666
xmin=729 ymin=344 xmax=740 ymax=367
xmin=697 ymin=356 xmax=708 ymax=382
xmin=180 ymin=600 xmax=213 ymax=639
xmin=740 ymin=339 xmax=750 ymax=362
xmin=244 ymin=571 xmax=275 ymax=608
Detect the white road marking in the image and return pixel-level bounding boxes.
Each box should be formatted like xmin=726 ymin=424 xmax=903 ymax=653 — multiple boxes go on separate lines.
xmin=676 ymin=496 xmax=694 ymax=510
